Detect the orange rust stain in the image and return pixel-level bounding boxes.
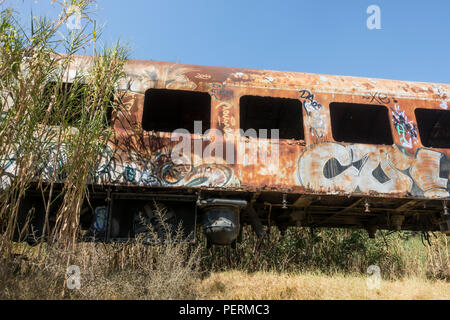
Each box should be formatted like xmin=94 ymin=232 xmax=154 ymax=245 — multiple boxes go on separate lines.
xmin=66 ymin=56 xmax=450 ymax=199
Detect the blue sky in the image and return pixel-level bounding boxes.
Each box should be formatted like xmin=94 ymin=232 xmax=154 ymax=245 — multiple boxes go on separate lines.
xmin=4 ymin=0 xmax=450 ymax=83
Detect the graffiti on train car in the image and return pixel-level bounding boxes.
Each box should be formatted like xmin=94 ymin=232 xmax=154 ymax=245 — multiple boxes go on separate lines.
xmin=298 ymin=89 xmax=327 ymax=139
xmin=363 ymin=91 xmax=398 ymax=105
xmin=0 ymin=141 xmax=69 ymax=189
xmin=0 ymin=153 xmax=16 ymax=190
xmin=95 ymin=144 xmax=240 ymax=188
xmin=125 ymin=65 xmax=198 ymax=94
xmin=391 ymin=104 xmax=419 ymax=149
xmin=209 ymin=83 xmax=233 ymax=100
xmin=296 ymin=142 xmax=450 ymax=198
xmin=0 ymin=143 xmax=240 ymax=190
xmin=216 ymin=102 xmax=236 ymax=135
xmin=194 ymin=73 xmax=211 ymax=80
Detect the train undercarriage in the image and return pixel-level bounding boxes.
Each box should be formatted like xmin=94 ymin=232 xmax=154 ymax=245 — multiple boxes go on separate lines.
xmin=15 ymin=184 xmax=450 ymax=246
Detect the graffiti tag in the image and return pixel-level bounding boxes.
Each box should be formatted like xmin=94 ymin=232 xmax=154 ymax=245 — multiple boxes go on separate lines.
xmin=194 ymin=73 xmax=211 ymax=80
xmin=298 ymin=89 xmax=326 ymax=138
xmin=217 ymin=102 xmax=235 ymax=135
xmin=391 ymin=104 xmax=418 ymax=149
xmin=296 ymin=142 xmax=449 ymax=198
xmin=363 ymin=92 xmax=397 ymax=105
xmin=209 ymin=83 xmax=233 ymax=100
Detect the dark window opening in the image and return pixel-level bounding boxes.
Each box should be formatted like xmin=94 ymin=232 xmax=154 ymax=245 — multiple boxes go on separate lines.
xmin=330 ymin=102 xmax=393 ymax=145
xmin=239 ymin=95 xmax=304 ymax=140
xmin=43 ymin=82 xmax=113 ymax=128
xmin=415 ymin=108 xmax=450 ymax=149
xmin=142 ymin=89 xmax=211 ymax=134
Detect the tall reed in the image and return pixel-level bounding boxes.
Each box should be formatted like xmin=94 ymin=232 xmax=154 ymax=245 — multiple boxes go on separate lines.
xmin=0 ymin=1 xmax=127 ymax=264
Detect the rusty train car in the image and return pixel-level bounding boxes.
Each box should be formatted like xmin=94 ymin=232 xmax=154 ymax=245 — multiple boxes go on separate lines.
xmin=17 ymin=56 xmax=450 ymax=245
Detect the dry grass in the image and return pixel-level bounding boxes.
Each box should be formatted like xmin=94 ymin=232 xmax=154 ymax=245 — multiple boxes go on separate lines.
xmin=199 ymin=271 xmax=450 ymax=300
xmin=0 ymin=240 xmax=201 ymax=300
xmin=1 ymin=234 xmax=448 ymax=300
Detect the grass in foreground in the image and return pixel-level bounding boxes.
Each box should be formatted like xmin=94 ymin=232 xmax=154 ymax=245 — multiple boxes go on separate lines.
xmin=1 ymin=237 xmax=449 ymax=300
xmin=199 ymin=271 xmax=450 ymax=300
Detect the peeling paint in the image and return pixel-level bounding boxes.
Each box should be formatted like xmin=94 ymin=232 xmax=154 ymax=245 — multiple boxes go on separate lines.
xmin=4 ymin=56 xmax=449 ymax=204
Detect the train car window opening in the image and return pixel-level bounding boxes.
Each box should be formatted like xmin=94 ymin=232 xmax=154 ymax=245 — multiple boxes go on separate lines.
xmin=415 ymin=108 xmax=450 ymax=149
xmin=142 ymin=89 xmax=211 ymax=134
xmin=43 ymin=82 xmax=113 ymax=128
xmin=43 ymin=82 xmax=84 ymax=127
xmin=239 ymin=95 xmax=304 ymax=140
xmin=330 ymin=102 xmax=393 ymax=145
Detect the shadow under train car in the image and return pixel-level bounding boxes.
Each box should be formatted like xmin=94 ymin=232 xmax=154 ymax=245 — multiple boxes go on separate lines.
xmin=84 ymin=193 xmax=197 ymax=243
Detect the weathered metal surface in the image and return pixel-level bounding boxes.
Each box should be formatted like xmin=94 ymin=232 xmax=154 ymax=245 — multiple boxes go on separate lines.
xmin=90 ymin=56 xmax=448 ymax=201
xmin=22 ymin=55 xmax=450 ymax=202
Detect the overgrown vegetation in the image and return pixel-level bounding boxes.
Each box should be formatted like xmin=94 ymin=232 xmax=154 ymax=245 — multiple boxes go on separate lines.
xmin=1 ymin=221 xmax=201 ymax=300
xmin=0 ymin=0 xmax=133 ymax=298
xmin=200 ymin=227 xmax=449 ymax=281
xmin=0 ymin=1 xmax=448 ymax=300
xmin=1 ymin=225 xmax=448 ymax=299
xmin=0 ymin=2 xmax=126 ymax=250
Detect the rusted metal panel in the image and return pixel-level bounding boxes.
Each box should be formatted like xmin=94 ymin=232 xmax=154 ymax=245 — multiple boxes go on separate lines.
xmin=68 ymin=56 xmax=450 ymax=201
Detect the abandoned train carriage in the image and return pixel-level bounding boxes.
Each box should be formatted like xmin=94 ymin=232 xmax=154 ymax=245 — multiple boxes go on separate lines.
xmin=17 ymin=56 xmax=450 ymax=245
